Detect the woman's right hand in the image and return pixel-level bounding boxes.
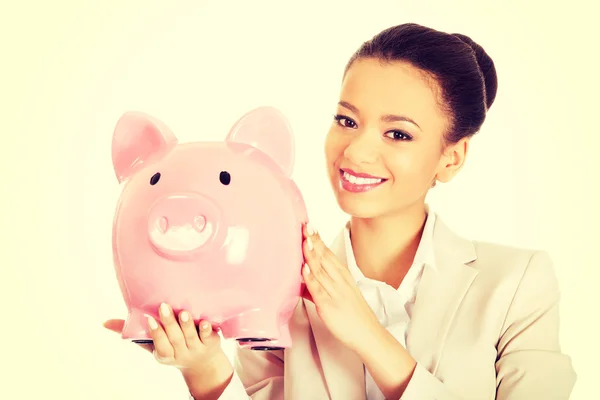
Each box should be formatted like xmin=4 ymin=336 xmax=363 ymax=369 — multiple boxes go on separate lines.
xmin=104 ymin=303 xmax=234 ymax=399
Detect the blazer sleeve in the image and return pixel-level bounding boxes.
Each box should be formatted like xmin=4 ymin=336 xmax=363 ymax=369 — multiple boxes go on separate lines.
xmin=494 ymin=250 xmax=576 ymax=398
xmin=401 ymin=250 xmax=576 ymax=400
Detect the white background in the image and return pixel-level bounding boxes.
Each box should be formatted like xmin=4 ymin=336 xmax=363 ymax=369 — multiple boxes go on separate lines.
xmin=2 ymin=0 xmax=598 ymax=399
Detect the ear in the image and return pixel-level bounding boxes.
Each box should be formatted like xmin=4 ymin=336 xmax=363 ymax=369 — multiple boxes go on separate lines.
xmin=435 ymin=137 xmax=469 ymax=183
xmin=225 ymin=106 xmax=295 ymax=177
xmin=111 ymin=112 xmax=178 ymax=183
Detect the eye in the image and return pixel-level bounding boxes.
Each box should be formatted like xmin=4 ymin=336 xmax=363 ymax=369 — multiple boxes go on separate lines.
xmin=384 ymin=130 xmax=413 ymax=141
xmin=150 ymin=172 xmax=161 ymax=185
xmin=219 ymin=171 xmax=231 ymax=185
xmin=333 ymin=114 xmax=357 ymax=129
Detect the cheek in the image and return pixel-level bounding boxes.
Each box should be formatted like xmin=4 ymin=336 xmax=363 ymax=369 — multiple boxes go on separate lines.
xmin=324 ymin=130 xmax=345 ymax=163
xmin=384 ymin=146 xmax=441 ymax=182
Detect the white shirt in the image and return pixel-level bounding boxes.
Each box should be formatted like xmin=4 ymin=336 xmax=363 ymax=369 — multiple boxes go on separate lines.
xmin=198 ymin=208 xmax=436 ymax=400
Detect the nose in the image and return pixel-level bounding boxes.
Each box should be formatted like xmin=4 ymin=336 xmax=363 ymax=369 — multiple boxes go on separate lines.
xmin=342 ymin=130 xmax=379 ymax=165
xmin=147 ymin=194 xmax=221 ymax=258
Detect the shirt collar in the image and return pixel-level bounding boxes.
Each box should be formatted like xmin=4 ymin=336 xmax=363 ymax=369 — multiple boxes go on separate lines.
xmin=344 ymin=205 xmax=437 ymax=284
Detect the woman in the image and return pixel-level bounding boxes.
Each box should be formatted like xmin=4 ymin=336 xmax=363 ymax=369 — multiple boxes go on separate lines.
xmin=104 ymin=23 xmax=576 ymax=399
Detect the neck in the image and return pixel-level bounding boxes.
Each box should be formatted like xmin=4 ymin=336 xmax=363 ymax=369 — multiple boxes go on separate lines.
xmin=349 ymin=202 xmax=428 ymax=286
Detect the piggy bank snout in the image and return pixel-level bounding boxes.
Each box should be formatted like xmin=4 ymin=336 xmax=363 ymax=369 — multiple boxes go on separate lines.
xmin=147 ymin=194 xmax=221 ymax=257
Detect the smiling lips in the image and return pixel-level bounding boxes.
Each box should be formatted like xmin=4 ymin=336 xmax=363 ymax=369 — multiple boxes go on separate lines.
xmin=339 ymin=168 xmax=388 ymax=193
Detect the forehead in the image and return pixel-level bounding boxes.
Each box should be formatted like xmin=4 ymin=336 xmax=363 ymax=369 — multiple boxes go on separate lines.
xmin=340 ymin=58 xmax=447 ymax=131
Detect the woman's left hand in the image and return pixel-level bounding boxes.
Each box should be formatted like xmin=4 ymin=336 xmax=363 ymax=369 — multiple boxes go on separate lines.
xmin=301 ymin=223 xmax=382 ymax=351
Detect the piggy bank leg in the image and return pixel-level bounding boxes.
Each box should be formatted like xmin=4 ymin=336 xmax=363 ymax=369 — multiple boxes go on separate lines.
xmin=238 ymin=340 xmax=283 ymax=351
xmin=236 ymin=322 xmax=292 ymax=351
xmin=122 ymin=308 xmax=153 ymax=343
xmin=237 ymin=338 xmax=283 ymax=351
xmin=251 ymin=322 xmax=291 ymax=351
xmin=220 ymin=309 xmax=280 ymax=344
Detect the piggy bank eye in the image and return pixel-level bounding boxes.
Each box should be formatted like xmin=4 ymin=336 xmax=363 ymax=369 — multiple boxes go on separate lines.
xmin=219 ymin=171 xmax=231 ymax=185
xmin=150 ymin=172 xmax=161 ymax=185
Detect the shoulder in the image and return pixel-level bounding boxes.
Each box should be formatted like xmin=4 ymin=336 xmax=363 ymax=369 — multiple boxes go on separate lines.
xmin=433 ymin=213 xmax=559 ymax=296
xmin=433 ymin=213 xmax=558 ymax=287
xmin=471 ymin=240 xmax=556 ymax=276
xmin=470 ymin=240 xmax=560 ymax=297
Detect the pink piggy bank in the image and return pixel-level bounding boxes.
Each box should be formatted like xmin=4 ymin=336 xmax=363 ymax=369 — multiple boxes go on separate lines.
xmin=111 ymin=106 xmax=308 ymax=351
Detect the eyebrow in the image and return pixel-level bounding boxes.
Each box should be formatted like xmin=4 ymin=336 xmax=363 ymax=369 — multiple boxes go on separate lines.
xmin=338 ymin=101 xmax=422 ymax=131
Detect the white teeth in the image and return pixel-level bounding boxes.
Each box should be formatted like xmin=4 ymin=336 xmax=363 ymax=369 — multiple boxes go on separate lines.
xmin=342 ymin=171 xmax=383 ymax=185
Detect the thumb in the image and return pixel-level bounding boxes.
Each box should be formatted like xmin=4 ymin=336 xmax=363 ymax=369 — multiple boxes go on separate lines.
xmin=103 ymin=319 xmax=125 ymax=334
xmin=103 ymin=319 xmax=154 ymax=353
xmin=198 ymin=321 xmax=221 ymax=347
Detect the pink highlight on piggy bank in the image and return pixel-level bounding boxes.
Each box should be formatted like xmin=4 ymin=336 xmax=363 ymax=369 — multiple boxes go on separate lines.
xmin=111 ymin=106 xmax=308 ymax=351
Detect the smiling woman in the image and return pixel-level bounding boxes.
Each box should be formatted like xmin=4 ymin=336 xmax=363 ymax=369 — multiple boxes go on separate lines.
xmin=233 ymin=22 xmax=574 ymax=400
xmin=104 ymin=22 xmax=576 ymax=400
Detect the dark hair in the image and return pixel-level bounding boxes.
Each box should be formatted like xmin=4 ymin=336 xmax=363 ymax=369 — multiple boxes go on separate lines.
xmin=345 ymin=23 xmax=498 ymax=143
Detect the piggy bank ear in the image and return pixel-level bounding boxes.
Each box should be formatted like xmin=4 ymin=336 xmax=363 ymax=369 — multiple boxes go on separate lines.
xmin=111 ymin=112 xmax=178 ymax=183
xmin=225 ymin=106 xmax=295 ymax=177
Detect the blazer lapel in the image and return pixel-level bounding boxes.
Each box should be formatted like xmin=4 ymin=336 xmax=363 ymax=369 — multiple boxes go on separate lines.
xmin=406 ymin=215 xmax=479 ymax=374
xmin=303 ymin=230 xmax=366 ymax=400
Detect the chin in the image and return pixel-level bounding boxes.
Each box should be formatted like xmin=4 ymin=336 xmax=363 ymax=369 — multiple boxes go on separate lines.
xmin=333 ymin=190 xmax=386 ymax=219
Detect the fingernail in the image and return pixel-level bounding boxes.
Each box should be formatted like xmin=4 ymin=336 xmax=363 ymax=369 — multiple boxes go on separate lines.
xmin=306 ymin=237 xmax=313 ymax=251
xmin=303 ymin=263 xmax=311 ymax=275
xmin=160 ymin=303 xmax=170 ymax=317
xmin=180 ymin=311 xmax=189 ymax=322
xmin=147 ymin=316 xmax=158 ymax=330
xmin=201 ymin=322 xmax=210 ymax=330
xmin=306 ymin=222 xmax=317 ymax=236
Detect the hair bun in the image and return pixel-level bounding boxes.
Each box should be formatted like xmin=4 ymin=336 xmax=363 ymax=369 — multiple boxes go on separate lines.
xmin=452 ymin=33 xmax=498 ymax=109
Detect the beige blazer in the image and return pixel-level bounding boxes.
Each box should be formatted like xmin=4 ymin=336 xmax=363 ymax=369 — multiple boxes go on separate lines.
xmin=232 ymin=215 xmax=576 ymax=399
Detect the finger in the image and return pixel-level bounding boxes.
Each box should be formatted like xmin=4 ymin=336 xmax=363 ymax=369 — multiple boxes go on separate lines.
xmin=197 ymin=320 xmax=220 ymax=347
xmin=178 ymin=310 xmax=201 ymax=349
xmin=304 ymin=223 xmax=354 ymax=285
xmin=103 ymin=319 xmax=155 ymax=353
xmin=305 ymin=224 xmax=344 ymax=270
xmin=303 ymin=238 xmax=336 ymax=295
xmin=302 ymin=263 xmax=329 ymax=302
xmin=103 ymin=319 xmax=124 ymax=334
xmin=148 ymin=315 xmax=175 ymax=361
xmin=158 ymin=303 xmax=188 ymax=354
xmin=319 ymin=250 xmax=352 ymax=285
xmin=303 ymin=226 xmax=332 ymax=271
xmin=303 ymin=222 xmax=318 ymax=238
xmin=303 ymin=223 xmax=326 ymax=254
